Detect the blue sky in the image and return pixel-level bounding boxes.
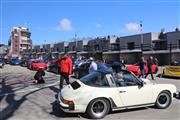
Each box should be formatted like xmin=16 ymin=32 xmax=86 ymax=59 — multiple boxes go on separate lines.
xmin=0 ymin=0 xmax=179 ymax=45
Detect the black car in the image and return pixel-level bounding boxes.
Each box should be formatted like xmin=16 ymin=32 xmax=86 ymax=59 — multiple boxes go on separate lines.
xmin=47 ymin=59 xmax=60 ymax=74
xmin=74 ymin=61 xmax=91 ymax=79
xmin=74 ymin=62 xmax=112 ymax=79
xmin=106 ymin=61 xmax=126 ymax=72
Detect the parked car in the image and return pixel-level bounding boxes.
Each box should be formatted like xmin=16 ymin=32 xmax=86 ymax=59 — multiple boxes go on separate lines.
xmin=0 ymin=58 xmax=5 ymax=68
xmin=126 ymin=63 xmax=158 ymax=76
xmin=163 ymin=61 xmax=180 ymax=78
xmin=4 ymin=56 xmax=11 ymax=64
xmin=47 ymin=59 xmax=60 ymax=74
xmin=56 ymin=69 xmax=179 ymax=119
xmin=106 ymin=61 xmax=126 ymax=72
xmin=30 ymin=60 xmax=47 ymax=71
xmin=10 ymin=57 xmax=22 ymax=65
xmin=73 ymin=61 xmax=91 ymax=79
xmin=20 ymin=56 xmax=30 ymax=67
xmin=73 ymin=61 xmax=111 ymax=79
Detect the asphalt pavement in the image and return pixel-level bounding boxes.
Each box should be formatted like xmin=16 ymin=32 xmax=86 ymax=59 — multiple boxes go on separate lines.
xmin=0 ymin=65 xmax=180 ymax=120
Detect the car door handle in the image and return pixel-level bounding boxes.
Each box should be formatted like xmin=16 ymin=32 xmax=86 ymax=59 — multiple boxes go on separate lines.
xmin=119 ymin=91 xmax=126 ymax=93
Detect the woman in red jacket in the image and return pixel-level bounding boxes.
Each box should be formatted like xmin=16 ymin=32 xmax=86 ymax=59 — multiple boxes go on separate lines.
xmin=56 ymin=54 xmax=72 ymax=90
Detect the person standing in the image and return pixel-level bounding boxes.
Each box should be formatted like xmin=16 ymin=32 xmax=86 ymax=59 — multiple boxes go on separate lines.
xmin=139 ymin=56 xmax=146 ymax=78
xmin=56 ymin=54 xmax=72 ymax=90
xmin=88 ymin=57 xmax=97 ymax=73
xmin=145 ymin=56 xmax=154 ymax=80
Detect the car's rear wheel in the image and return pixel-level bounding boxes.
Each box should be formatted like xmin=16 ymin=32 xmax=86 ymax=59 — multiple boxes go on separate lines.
xmin=155 ymin=91 xmax=171 ymax=109
xmin=87 ymin=98 xmax=110 ymax=119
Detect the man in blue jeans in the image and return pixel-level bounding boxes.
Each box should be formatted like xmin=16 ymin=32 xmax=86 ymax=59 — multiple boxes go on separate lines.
xmin=139 ymin=57 xmax=146 ymax=78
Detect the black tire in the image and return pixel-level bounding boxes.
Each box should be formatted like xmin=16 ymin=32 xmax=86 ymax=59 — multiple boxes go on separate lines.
xmin=86 ymin=98 xmax=110 ymax=119
xmin=155 ymin=91 xmax=172 ymax=109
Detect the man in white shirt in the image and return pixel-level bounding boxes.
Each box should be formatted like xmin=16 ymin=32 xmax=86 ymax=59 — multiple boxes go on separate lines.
xmin=88 ymin=57 xmax=97 ymax=73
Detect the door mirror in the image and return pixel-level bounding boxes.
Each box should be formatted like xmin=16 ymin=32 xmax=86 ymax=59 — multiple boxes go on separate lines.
xmin=138 ymin=81 xmax=144 ymax=87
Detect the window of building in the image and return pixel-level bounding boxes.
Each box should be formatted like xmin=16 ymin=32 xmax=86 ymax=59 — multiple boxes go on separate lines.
xmin=72 ymin=46 xmax=75 ymax=51
xmin=65 ymin=47 xmax=68 ymax=52
xmin=111 ymin=44 xmax=119 ymax=51
xmin=127 ymin=42 xmax=135 ymax=50
xmin=154 ymin=41 xmax=167 ymax=50
xmin=83 ymin=45 xmax=89 ymax=51
xmin=95 ymin=45 xmax=100 ymax=50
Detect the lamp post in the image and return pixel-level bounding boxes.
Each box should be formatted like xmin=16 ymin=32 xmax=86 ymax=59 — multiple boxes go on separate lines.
xmin=140 ymin=21 xmax=143 ymax=56
xmin=75 ymin=32 xmax=77 ymax=57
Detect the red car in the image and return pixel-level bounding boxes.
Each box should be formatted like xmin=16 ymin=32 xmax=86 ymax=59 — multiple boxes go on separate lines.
xmin=27 ymin=59 xmax=36 ymax=69
xmin=126 ymin=63 xmax=158 ymax=76
xmin=30 ymin=60 xmax=47 ymax=71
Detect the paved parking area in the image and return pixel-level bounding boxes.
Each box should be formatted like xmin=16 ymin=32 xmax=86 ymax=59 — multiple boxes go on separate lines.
xmin=0 ymin=65 xmax=180 ymax=120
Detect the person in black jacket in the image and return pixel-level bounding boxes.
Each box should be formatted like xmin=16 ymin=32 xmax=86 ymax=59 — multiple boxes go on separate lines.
xmin=34 ymin=68 xmax=45 ymax=83
xmin=139 ymin=57 xmax=146 ymax=78
xmin=145 ymin=56 xmax=154 ymax=80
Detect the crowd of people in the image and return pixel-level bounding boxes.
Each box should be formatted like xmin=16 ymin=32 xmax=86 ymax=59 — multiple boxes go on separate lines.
xmin=33 ymin=53 xmax=159 ymax=90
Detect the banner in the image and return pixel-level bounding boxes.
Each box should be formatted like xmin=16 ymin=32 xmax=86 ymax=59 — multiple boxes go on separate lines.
xmin=164 ymin=66 xmax=180 ymax=77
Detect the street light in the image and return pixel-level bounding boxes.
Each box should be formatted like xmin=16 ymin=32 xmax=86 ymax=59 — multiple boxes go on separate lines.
xmin=140 ymin=21 xmax=143 ymax=56
xmin=75 ymin=32 xmax=77 ymax=54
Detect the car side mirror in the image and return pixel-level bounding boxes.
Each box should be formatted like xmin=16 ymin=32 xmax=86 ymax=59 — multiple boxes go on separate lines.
xmin=138 ymin=81 xmax=144 ymax=87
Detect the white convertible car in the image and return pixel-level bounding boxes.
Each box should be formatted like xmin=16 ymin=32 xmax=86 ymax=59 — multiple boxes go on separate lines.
xmin=57 ymin=69 xmax=179 ymax=119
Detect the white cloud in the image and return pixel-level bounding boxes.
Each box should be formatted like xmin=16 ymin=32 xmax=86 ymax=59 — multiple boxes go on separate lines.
xmin=55 ymin=18 xmax=73 ymax=32
xmin=125 ymin=22 xmax=141 ymax=32
xmin=96 ymin=22 xmax=102 ymax=28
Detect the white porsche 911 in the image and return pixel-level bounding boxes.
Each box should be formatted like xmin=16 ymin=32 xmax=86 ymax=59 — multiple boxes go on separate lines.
xmin=57 ymin=69 xmax=179 ymax=119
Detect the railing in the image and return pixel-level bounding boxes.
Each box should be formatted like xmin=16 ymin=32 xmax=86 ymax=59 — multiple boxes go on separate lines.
xmin=30 ymin=43 xmax=179 ymax=54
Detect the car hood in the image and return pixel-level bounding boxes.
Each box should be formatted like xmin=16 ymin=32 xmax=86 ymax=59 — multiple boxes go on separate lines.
xmin=127 ymin=65 xmax=139 ymax=70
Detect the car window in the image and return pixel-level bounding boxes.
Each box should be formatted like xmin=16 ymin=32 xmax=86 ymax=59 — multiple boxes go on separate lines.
xmin=80 ymin=72 xmax=109 ymax=87
xmin=113 ymin=71 xmax=140 ymax=87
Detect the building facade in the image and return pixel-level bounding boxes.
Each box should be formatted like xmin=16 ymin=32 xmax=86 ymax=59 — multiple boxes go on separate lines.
xmin=31 ymin=30 xmax=180 ymax=65
xmin=9 ymin=27 xmax=32 ymax=57
xmin=0 ymin=44 xmax=9 ymax=56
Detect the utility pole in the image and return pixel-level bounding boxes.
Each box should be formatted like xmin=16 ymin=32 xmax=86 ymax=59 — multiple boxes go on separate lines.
xmin=169 ymin=43 xmax=172 ymax=65
xmin=140 ymin=21 xmax=143 ymax=56
xmin=75 ymin=32 xmax=77 ymax=58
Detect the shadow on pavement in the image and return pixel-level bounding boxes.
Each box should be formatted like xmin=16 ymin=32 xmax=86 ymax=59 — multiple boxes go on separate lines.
xmin=49 ymin=101 xmax=80 ymax=118
xmin=0 ymin=76 xmax=47 ymax=120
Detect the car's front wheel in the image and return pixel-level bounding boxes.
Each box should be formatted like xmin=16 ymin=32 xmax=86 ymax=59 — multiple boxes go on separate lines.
xmin=87 ymin=98 xmax=110 ymax=119
xmin=155 ymin=91 xmax=172 ymax=109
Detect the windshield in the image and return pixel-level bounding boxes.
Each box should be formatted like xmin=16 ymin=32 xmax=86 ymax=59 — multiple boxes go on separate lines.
xmin=11 ymin=58 xmax=19 ymax=61
xmin=113 ymin=71 xmax=141 ymax=87
xmin=35 ymin=60 xmax=44 ymax=63
xmin=80 ymin=72 xmax=109 ymax=87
